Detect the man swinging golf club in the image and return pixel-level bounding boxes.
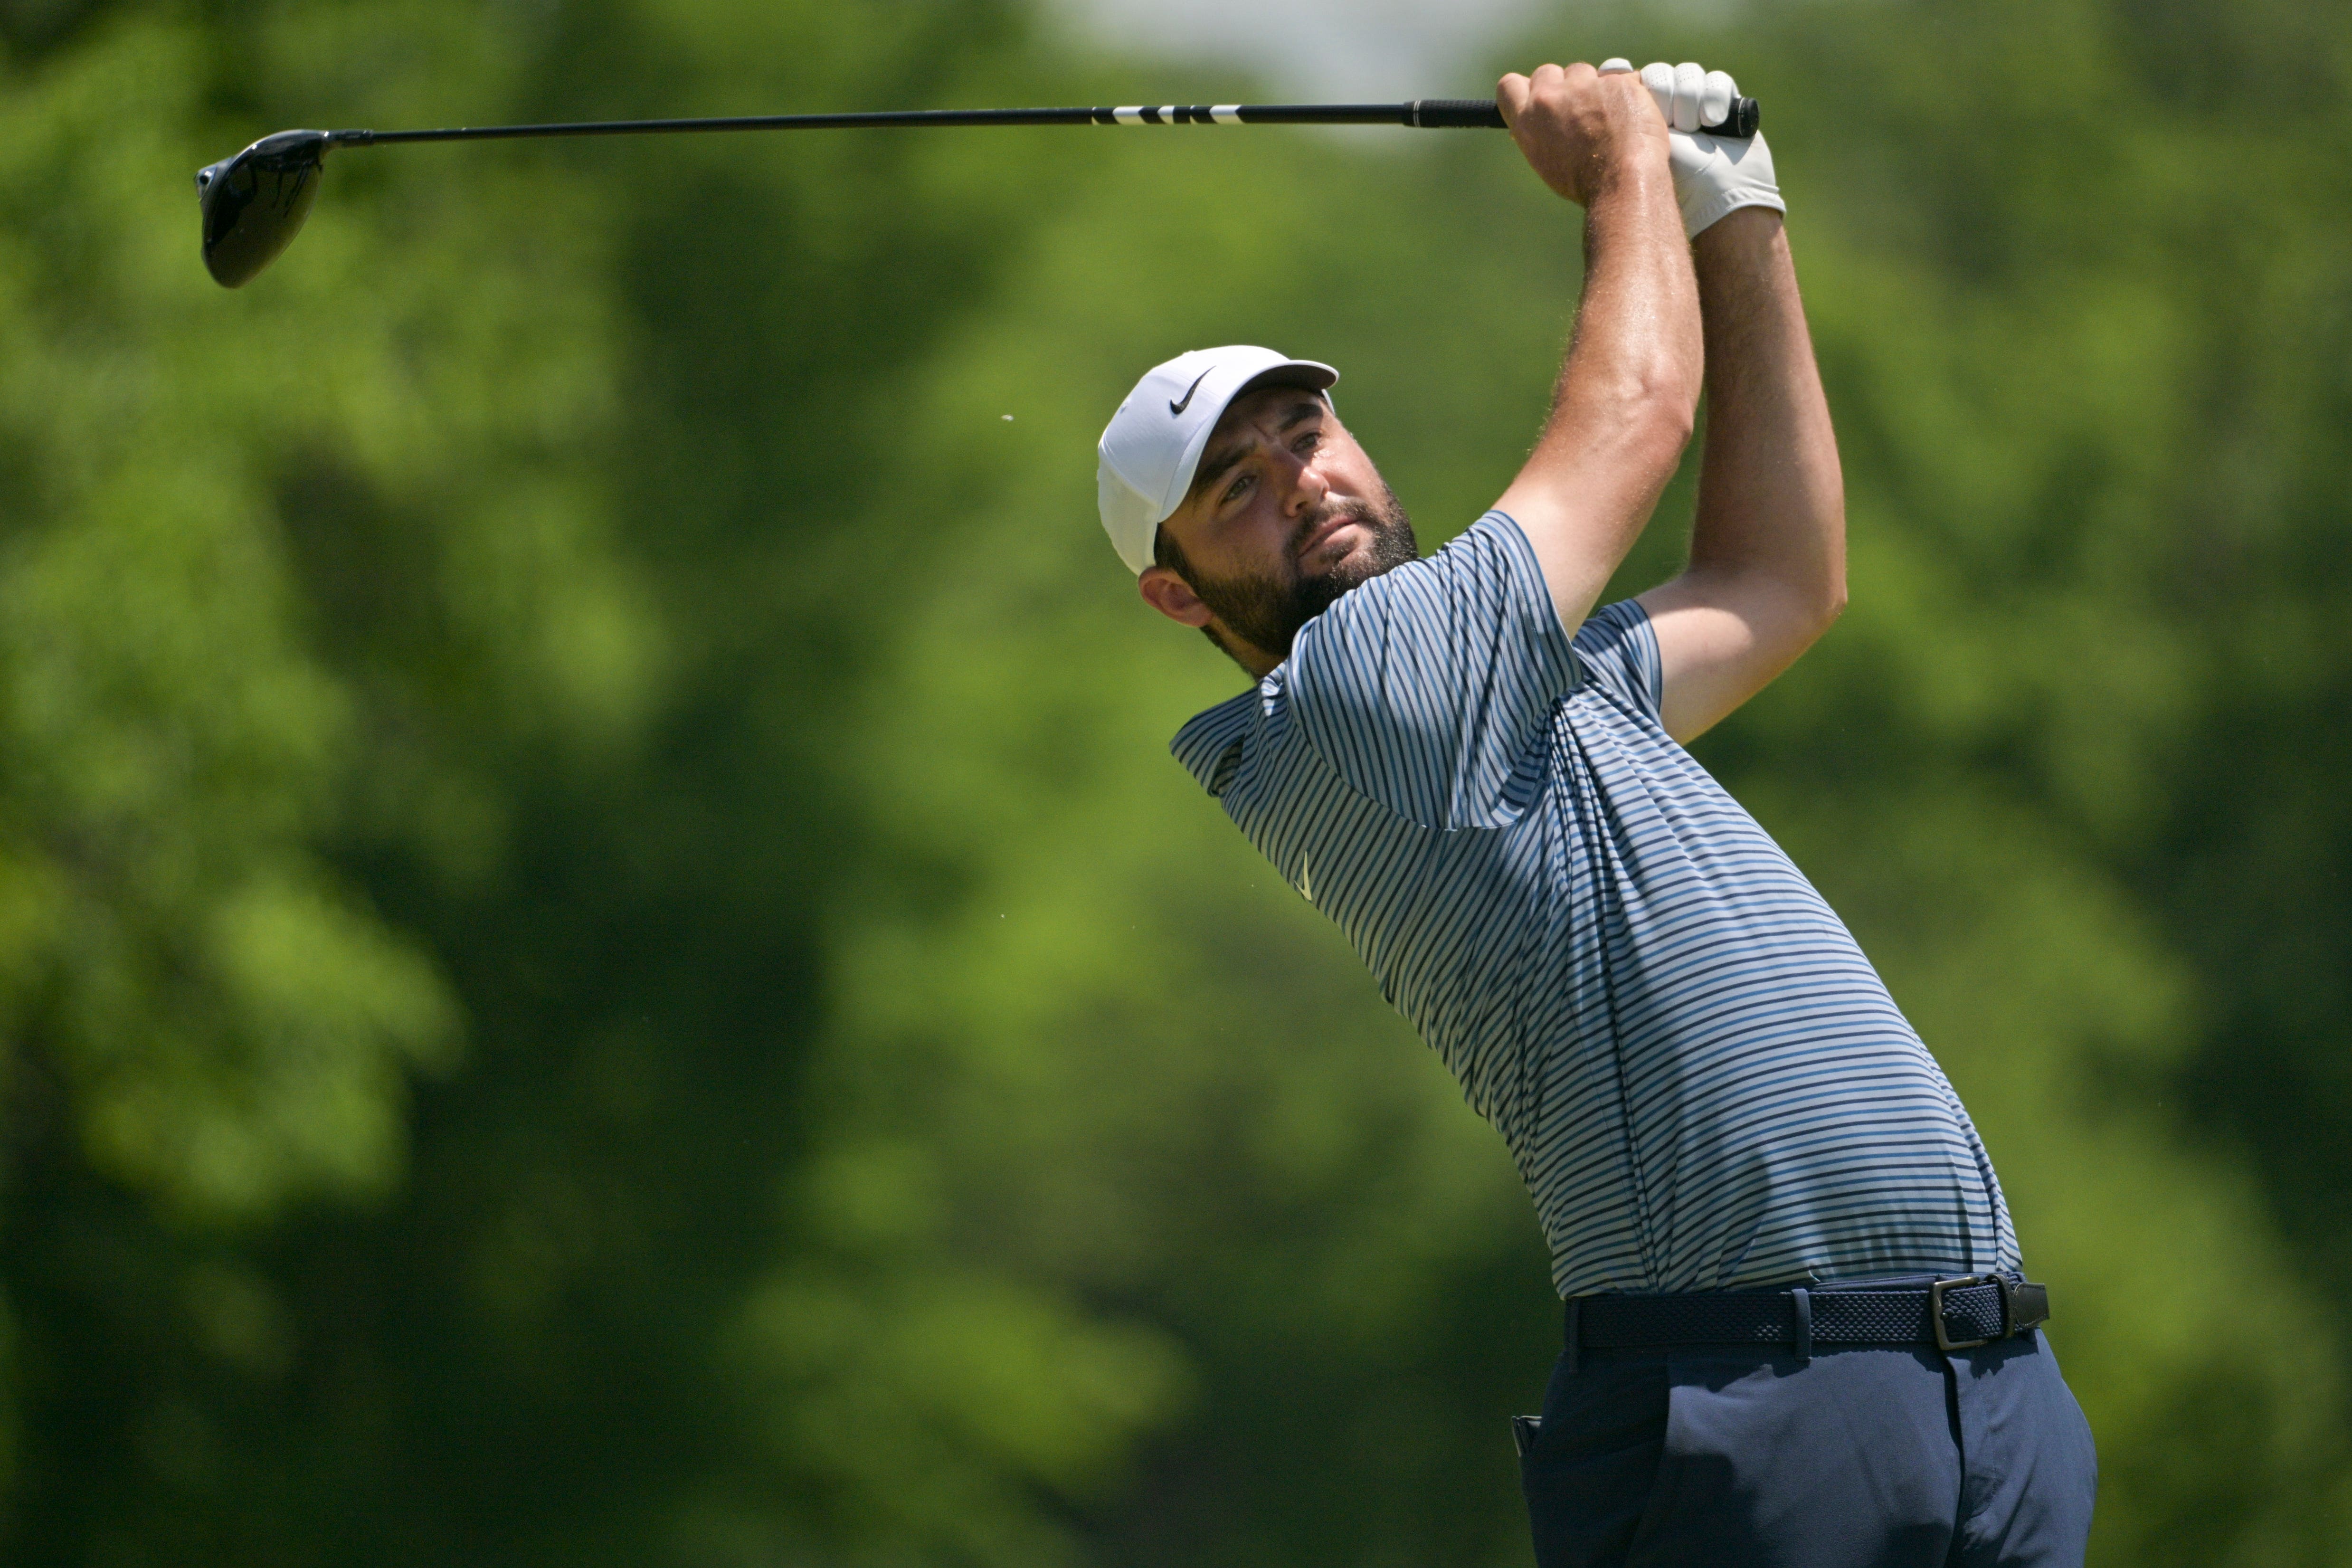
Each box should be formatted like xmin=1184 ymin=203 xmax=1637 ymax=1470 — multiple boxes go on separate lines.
xmin=1096 ymin=57 xmax=2097 ymax=1567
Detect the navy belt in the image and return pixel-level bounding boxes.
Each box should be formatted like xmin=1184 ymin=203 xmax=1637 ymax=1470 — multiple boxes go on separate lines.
xmin=1562 ymin=1274 xmax=2050 ymax=1370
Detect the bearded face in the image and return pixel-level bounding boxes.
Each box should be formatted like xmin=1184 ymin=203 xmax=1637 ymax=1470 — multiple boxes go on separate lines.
xmin=1158 ymin=485 xmax=1420 ymax=669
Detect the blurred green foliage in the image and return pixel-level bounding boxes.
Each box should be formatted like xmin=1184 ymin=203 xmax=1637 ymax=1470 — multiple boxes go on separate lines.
xmin=0 ymin=0 xmax=2346 ymax=1561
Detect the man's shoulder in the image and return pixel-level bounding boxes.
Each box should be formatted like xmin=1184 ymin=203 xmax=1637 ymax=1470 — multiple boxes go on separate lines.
xmin=1166 ymin=514 xmax=1654 ymax=811
xmin=1277 ymin=511 xmax=1543 ymax=688
xmin=1162 ymin=518 xmax=1528 ymax=800
xmin=1315 ymin=510 xmax=1530 ymax=624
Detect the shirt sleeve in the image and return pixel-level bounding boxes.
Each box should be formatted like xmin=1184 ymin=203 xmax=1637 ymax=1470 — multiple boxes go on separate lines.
xmin=1281 ymin=511 xmax=1581 ymax=830
xmin=1564 ymin=597 xmax=1665 ymax=722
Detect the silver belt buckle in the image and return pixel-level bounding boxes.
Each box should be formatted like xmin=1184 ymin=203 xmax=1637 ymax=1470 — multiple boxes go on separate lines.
xmin=1929 ymin=1274 xmax=2002 ymax=1352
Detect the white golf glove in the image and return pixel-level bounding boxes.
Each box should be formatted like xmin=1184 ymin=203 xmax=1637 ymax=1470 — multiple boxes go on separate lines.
xmin=1599 ymin=58 xmax=1784 ymax=238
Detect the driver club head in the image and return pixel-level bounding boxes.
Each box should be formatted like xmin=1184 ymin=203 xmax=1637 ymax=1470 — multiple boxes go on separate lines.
xmin=196 ymin=129 xmax=331 ymax=287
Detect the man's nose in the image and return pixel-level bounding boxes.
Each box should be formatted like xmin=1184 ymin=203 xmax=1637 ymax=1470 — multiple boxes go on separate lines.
xmin=1279 ymin=451 xmax=1329 ymax=515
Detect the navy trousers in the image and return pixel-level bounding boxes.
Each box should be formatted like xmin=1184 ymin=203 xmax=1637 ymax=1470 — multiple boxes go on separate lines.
xmin=1518 ymin=1329 xmax=2097 ymax=1567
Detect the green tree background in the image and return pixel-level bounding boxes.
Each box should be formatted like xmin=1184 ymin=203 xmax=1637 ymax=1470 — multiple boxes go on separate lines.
xmin=0 ymin=0 xmax=2346 ymax=1561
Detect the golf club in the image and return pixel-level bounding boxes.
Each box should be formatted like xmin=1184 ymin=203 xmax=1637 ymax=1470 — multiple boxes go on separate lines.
xmin=195 ymin=94 xmax=1761 ymax=288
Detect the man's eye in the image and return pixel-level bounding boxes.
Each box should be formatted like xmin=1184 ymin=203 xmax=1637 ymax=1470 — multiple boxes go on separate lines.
xmin=1223 ymin=474 xmax=1252 ymax=505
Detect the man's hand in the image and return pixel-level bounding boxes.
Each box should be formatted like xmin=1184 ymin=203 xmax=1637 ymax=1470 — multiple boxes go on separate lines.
xmin=1636 ymin=61 xmax=1788 ymax=239
xmin=1498 ymin=61 xmax=1670 ymax=209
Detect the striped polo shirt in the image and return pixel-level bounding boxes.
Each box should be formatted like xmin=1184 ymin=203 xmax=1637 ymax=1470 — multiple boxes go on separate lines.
xmin=1172 ymin=511 xmax=2018 ymax=1297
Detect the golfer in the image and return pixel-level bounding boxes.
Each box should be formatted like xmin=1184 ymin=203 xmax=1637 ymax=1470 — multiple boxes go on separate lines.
xmin=1095 ymin=57 xmax=2096 ymax=1567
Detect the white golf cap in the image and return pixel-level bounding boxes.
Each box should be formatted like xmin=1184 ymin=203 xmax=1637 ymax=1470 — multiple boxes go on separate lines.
xmin=1097 ymin=345 xmax=1338 ymax=575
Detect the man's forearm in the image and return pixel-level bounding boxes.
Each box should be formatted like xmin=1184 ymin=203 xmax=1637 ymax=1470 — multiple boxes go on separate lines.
xmin=1686 ymin=209 xmax=1844 ymax=617
xmin=1497 ymin=146 xmax=1704 ymax=628
xmin=1631 ymin=208 xmax=1843 ymax=742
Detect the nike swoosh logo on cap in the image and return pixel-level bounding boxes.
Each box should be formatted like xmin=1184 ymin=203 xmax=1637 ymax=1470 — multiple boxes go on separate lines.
xmin=1169 ymin=369 xmax=1212 ymax=417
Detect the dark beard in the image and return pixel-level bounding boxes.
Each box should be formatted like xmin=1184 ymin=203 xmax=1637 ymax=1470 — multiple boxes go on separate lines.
xmin=1172 ymin=488 xmax=1420 ymax=668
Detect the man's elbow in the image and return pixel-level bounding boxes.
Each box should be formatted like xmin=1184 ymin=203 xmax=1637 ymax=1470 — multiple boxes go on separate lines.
xmin=1751 ymin=543 xmax=1846 ymax=650
xmin=1813 ymin=496 xmax=1849 ymax=633
xmin=1625 ymin=381 xmax=1698 ymax=475
xmin=1734 ymin=574 xmax=1842 ymax=662
xmin=1636 ymin=352 xmax=1704 ymax=448
xmin=1650 ymin=399 xmax=1700 ymax=464
xmin=1813 ymin=568 xmax=1848 ymax=632
xmin=1775 ymin=487 xmax=1848 ymax=643
xmin=1593 ymin=350 xmax=1701 ymax=449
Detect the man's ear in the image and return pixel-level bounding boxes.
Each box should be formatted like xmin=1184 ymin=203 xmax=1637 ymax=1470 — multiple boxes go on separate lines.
xmin=1139 ymin=565 xmax=1214 ymax=628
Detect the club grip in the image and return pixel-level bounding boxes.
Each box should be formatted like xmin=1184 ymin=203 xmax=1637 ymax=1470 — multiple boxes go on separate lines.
xmin=1409 ymin=99 xmax=1508 ymax=128
xmin=1407 ymin=95 xmax=1760 ymax=137
xmin=1708 ymin=96 xmax=1762 ymax=138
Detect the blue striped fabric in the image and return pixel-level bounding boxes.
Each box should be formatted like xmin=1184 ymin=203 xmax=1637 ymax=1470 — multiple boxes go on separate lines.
xmin=1172 ymin=512 xmax=2018 ymax=1296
